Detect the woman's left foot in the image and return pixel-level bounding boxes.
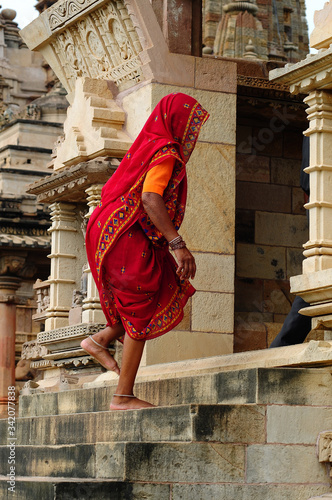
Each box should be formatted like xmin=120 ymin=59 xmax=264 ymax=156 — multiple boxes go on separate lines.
xmin=109 ymin=396 xmax=155 ymax=410
xmin=81 ymin=335 xmax=120 ymax=375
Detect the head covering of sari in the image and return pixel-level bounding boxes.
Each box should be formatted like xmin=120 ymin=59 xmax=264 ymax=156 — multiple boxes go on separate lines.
xmin=86 ymin=92 xmax=209 ymax=288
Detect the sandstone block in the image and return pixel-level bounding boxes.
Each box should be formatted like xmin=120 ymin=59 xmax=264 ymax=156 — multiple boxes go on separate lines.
xmin=181 ymin=142 xmax=236 ymax=253
xmin=234 ymin=321 xmax=267 ymax=352
xmin=195 ymin=57 xmax=237 ymax=93
xmin=271 ymin=157 xmax=302 ymax=186
xmin=95 ymin=443 xmax=126 ymax=479
xmin=287 ymin=247 xmax=305 ymax=279
xmin=292 ymin=187 xmax=307 ymax=215
xmin=246 ymin=444 xmax=326 ymax=484
xmin=267 ymin=406 xmax=332 ymax=444
xmin=192 ymin=253 xmax=234 ymax=293
xmin=192 ymin=404 xmax=266 ymax=444
xmin=124 ymin=442 xmax=246 ymax=483
xmin=255 ymin=212 xmax=308 ymax=247
xmin=192 ymin=291 xmax=234 ymax=333
xmin=235 ymin=278 xmax=264 ymax=312
xmin=142 ymin=330 xmax=233 ymax=366
xmin=283 ymin=130 xmax=304 ymax=160
xmin=236 ymin=153 xmax=270 ymax=183
xmin=237 ymin=182 xmax=291 ymax=213
xmin=150 ymin=84 xmax=237 ymax=145
xmin=263 ymin=280 xmax=292 ymax=315
xmin=0 ymin=444 xmax=96 ymax=478
xmin=236 ymin=243 xmax=286 ymax=280
xmin=172 ymin=484 xmax=330 ymax=500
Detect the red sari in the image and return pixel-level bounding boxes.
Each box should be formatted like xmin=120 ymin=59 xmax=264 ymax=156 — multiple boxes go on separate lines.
xmin=86 ymin=93 xmax=209 ymax=340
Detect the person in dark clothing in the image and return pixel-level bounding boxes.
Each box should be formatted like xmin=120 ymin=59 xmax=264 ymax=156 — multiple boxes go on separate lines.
xmin=270 ymin=136 xmax=311 ymax=348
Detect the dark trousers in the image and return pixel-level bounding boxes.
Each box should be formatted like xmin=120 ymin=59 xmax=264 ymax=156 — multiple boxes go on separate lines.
xmin=269 ymin=296 xmax=312 ymax=348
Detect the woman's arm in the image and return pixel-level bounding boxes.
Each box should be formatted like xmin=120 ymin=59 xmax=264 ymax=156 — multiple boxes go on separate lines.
xmin=142 ymin=192 xmax=196 ymax=280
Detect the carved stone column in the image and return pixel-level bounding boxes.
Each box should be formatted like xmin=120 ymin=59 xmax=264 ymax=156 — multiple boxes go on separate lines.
xmin=303 ymin=91 xmax=332 ymax=275
xmin=46 ymin=202 xmax=83 ymax=330
xmin=82 ymin=184 xmax=105 ymax=324
xmin=269 ymin=4 xmax=332 ymax=332
xmin=0 ymin=276 xmax=20 ymax=418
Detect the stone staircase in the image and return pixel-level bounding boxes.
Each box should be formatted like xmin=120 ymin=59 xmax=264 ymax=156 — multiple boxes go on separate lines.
xmin=0 ymin=365 xmax=332 ymax=499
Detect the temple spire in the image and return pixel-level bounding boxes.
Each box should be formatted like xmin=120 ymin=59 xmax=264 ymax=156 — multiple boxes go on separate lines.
xmin=213 ymin=0 xmax=268 ymax=60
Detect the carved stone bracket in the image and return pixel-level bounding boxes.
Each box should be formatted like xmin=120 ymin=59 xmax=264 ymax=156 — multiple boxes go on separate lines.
xmin=50 ymin=77 xmax=133 ymax=171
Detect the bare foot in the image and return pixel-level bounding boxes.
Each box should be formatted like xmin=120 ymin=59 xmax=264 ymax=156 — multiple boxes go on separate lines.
xmin=81 ymin=333 xmax=120 ymax=375
xmin=109 ymin=396 xmax=156 ymax=411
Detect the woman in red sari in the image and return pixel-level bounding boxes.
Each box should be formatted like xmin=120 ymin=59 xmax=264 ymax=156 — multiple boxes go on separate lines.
xmin=81 ymin=92 xmax=209 ymax=410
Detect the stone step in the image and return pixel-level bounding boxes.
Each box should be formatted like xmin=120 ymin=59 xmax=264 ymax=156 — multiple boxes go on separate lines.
xmin=18 ymin=366 xmax=332 ymax=417
xmin=0 ymin=404 xmax=266 ymax=446
xmin=0 ymin=441 xmax=328 ymax=488
xmin=0 ymin=477 xmax=329 ymax=500
xmin=1 ymin=478 xmax=164 ymax=500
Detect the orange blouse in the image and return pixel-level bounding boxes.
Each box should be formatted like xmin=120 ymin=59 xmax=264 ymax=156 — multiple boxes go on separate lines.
xmin=142 ymin=157 xmax=175 ymax=196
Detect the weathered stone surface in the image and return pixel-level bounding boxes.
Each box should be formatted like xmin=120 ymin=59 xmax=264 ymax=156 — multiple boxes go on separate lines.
xmin=292 ymin=187 xmax=307 ymax=215
xmin=246 ymin=444 xmax=326 ymax=483
xmin=236 ymin=243 xmax=286 ymax=280
xmin=151 ymin=84 xmax=237 ymax=146
xmin=192 ymin=253 xmax=234 ymax=293
xmin=263 ymin=280 xmax=292 ymax=315
xmin=287 ymin=247 xmax=305 ymax=279
xmin=192 ymin=404 xmax=266 ymax=444
xmin=255 ymin=212 xmax=308 ymax=247
xmin=270 ymin=157 xmax=302 ymax=187
xmin=123 ymin=442 xmax=246 ymax=483
xmin=192 ymin=292 xmax=234 ymax=333
xmin=0 ymin=444 xmax=96 ymax=478
xmin=237 ymin=182 xmax=291 ymax=213
xmin=236 ymin=153 xmax=270 ymax=183
xmin=182 ymin=142 xmax=236 ymax=254
xmin=267 ymin=406 xmax=332 ymax=444
xmin=172 ymin=484 xmax=330 ymax=500
xmin=142 ymin=331 xmax=233 ymax=366
xmin=194 ymin=57 xmax=237 ymax=94
xmin=0 ymin=480 xmax=171 ymax=500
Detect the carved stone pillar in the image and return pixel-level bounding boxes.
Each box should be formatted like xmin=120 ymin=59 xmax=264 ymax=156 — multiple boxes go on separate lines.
xmin=82 ymin=184 xmax=105 ymax=324
xmin=46 ymin=202 xmax=82 ymax=330
xmin=269 ymin=4 xmax=332 ymax=332
xmin=0 ymin=276 xmax=20 ymax=418
xmin=303 ymin=91 xmax=332 ymax=274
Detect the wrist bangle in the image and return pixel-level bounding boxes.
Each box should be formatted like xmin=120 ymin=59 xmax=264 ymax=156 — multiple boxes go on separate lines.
xmin=171 ymin=240 xmax=187 ymax=250
xmin=169 ymin=236 xmax=186 ymax=250
xmin=169 ymin=235 xmax=182 ymax=247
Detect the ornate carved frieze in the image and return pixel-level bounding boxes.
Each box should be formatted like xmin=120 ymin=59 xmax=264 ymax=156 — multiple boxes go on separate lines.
xmin=38 ymin=322 xmax=106 ymax=345
xmin=49 ymin=1 xmax=143 ymax=92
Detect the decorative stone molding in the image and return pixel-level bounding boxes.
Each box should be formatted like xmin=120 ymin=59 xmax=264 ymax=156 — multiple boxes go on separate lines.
xmin=27 ymin=157 xmax=119 ymax=203
xmin=38 ymin=322 xmax=106 ymax=345
xmin=21 ymin=339 xmax=49 ymax=361
xmin=269 ymin=48 xmax=332 ymax=95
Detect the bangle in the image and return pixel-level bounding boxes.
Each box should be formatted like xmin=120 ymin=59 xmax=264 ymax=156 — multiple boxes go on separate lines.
xmin=169 ymin=235 xmax=186 ymax=250
xmin=171 ymin=240 xmax=187 ymax=250
xmin=169 ymin=235 xmax=182 ymax=247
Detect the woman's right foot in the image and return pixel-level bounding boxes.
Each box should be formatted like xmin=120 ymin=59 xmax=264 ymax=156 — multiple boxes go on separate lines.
xmin=81 ymin=328 xmax=120 ymax=375
xmin=109 ymin=396 xmax=155 ymax=411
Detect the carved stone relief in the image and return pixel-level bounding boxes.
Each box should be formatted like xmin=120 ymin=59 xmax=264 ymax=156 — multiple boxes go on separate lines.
xmin=50 ymin=1 xmax=143 ymax=92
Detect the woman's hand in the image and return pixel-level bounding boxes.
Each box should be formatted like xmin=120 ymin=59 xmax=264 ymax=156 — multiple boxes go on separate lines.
xmin=174 ymin=247 xmax=196 ymax=280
